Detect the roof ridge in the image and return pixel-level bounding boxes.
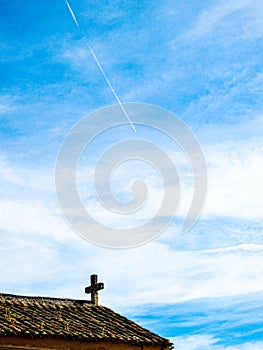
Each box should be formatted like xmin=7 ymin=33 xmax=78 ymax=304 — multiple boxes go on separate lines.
xmin=0 ymin=292 xmax=92 ymax=305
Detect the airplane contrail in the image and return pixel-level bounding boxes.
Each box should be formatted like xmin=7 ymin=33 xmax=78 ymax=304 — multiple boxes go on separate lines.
xmin=65 ymin=0 xmax=136 ymax=132
xmin=65 ymin=0 xmax=79 ymax=27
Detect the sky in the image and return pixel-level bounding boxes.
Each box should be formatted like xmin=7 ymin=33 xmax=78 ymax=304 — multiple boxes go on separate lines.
xmin=0 ymin=0 xmax=263 ymax=348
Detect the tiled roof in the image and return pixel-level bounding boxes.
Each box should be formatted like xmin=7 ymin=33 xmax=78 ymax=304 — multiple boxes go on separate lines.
xmin=0 ymin=293 xmax=173 ymax=348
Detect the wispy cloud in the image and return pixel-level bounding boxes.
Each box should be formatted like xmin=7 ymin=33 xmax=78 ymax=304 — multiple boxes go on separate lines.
xmin=170 ymin=334 xmax=263 ymax=350
xmin=131 ymin=293 xmax=263 ymax=349
xmin=183 ymin=0 xmax=253 ymax=39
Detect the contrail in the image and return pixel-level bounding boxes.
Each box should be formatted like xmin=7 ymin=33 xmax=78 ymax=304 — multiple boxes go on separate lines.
xmin=65 ymin=0 xmax=79 ymax=27
xmin=65 ymin=0 xmax=136 ymax=132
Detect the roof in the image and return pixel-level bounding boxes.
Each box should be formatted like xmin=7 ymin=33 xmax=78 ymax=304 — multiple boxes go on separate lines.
xmin=0 ymin=293 xmax=173 ymax=348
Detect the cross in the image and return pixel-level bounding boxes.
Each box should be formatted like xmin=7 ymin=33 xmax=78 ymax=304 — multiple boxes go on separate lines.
xmin=85 ymin=274 xmax=104 ymax=306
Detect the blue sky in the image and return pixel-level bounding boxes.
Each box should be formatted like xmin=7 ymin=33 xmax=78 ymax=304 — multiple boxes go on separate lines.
xmin=0 ymin=0 xmax=263 ymax=349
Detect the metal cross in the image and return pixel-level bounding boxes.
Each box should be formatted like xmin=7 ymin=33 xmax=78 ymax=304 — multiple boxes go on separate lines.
xmin=85 ymin=274 xmax=104 ymax=305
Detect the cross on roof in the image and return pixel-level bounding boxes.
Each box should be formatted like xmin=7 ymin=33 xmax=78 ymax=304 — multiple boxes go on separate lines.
xmin=85 ymin=274 xmax=104 ymax=306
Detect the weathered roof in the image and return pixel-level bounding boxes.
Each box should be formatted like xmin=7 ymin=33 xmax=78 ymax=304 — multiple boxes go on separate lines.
xmin=0 ymin=293 xmax=173 ymax=348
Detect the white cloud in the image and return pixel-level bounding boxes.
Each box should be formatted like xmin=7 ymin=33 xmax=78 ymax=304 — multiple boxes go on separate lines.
xmin=0 ymin=199 xmax=72 ymax=241
xmin=34 ymin=238 xmax=263 ymax=308
xmin=170 ymin=334 xmax=263 ymax=350
xmin=0 ymin=157 xmax=23 ymax=185
xmin=0 ymin=157 xmax=74 ymax=242
xmin=0 ymin=95 xmax=18 ymax=115
xmin=74 ymin=116 xmax=263 ymax=228
xmin=0 ymin=115 xmax=262 ymax=306
xmin=1 ymin=184 xmax=263 ymax=307
xmin=181 ymin=0 xmax=261 ymax=39
xmin=170 ymin=334 xmax=217 ymax=350
xmin=227 ymin=343 xmax=263 ymax=350
xmin=203 ymin=139 xmax=263 ymax=220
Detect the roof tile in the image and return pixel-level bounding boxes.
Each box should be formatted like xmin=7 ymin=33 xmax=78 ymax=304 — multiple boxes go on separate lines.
xmin=0 ymin=293 xmax=173 ymax=349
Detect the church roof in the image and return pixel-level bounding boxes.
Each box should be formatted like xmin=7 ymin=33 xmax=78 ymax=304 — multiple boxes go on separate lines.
xmin=0 ymin=293 xmax=173 ymax=348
